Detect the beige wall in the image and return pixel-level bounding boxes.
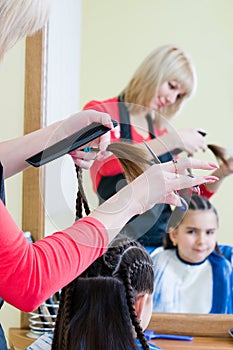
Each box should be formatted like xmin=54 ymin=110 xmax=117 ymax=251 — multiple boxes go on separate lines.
xmin=0 ymin=40 xmax=25 ymax=344
xmin=80 ymin=0 xmax=233 ymax=245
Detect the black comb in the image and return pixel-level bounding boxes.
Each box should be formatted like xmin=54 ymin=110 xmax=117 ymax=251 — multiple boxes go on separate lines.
xmin=26 ymin=120 xmax=118 ymax=167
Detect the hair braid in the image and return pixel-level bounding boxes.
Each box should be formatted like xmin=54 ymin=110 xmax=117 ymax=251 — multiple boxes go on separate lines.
xmin=52 ymin=282 xmax=75 ymax=350
xmin=75 ymin=165 xmax=90 ymax=220
xmin=123 ymin=263 xmax=150 ymax=350
xmin=113 ymin=247 xmax=154 ymax=350
xmin=103 ymin=237 xmax=141 ymax=272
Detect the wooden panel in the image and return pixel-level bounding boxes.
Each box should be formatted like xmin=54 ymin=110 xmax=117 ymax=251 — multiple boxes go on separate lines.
xmin=148 ymin=313 xmax=233 ymax=338
xmin=22 ymin=30 xmax=45 ymax=241
xmin=9 ymin=328 xmax=34 ymax=350
xmin=21 ymin=30 xmax=45 ymax=329
xmin=9 ymin=328 xmax=233 ymax=350
xmin=151 ymin=337 xmax=233 ymax=350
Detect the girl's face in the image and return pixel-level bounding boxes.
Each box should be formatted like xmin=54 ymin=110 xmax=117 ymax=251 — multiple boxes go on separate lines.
xmin=170 ymin=209 xmax=218 ymax=263
xmin=149 ymin=80 xmax=185 ymax=111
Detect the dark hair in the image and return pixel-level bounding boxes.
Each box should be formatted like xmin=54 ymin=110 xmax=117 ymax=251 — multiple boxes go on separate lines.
xmin=208 ymin=144 xmax=228 ymax=166
xmin=52 ymin=244 xmax=154 ymax=350
xmin=164 ymin=194 xmax=221 ymax=254
xmin=55 ymin=156 xmax=153 ymax=349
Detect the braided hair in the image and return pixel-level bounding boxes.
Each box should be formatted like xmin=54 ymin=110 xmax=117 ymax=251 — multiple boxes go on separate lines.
xmin=113 ymin=246 xmax=154 ymax=350
xmin=52 ymin=141 xmax=153 ymax=349
xmin=52 ymin=239 xmax=154 ymax=350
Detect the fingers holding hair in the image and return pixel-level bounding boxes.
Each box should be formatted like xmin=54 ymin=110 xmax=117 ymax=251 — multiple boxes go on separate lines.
xmin=162 ymin=157 xmax=219 ymax=174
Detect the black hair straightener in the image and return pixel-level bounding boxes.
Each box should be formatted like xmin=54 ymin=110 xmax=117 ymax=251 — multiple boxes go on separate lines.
xmin=26 ymin=120 xmax=118 ymax=167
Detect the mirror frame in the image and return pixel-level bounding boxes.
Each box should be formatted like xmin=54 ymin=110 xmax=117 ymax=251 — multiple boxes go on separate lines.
xmin=21 ymin=29 xmax=46 ymax=328
xmin=148 ymin=313 xmax=233 ymax=338
xmin=22 ymin=29 xmax=233 ymax=333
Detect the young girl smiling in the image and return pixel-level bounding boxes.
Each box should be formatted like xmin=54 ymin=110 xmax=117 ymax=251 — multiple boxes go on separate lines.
xmin=152 ymin=195 xmax=233 ymax=314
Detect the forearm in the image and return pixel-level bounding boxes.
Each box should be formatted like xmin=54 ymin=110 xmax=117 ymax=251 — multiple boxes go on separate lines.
xmin=145 ymin=133 xmax=180 ymax=157
xmin=89 ymin=181 xmax=141 ymax=242
xmin=0 ymin=200 xmax=108 ymax=311
xmin=0 ymin=120 xmax=63 ymax=178
xmin=204 ymin=166 xmax=229 ymax=193
xmin=0 ymin=110 xmax=113 ymax=178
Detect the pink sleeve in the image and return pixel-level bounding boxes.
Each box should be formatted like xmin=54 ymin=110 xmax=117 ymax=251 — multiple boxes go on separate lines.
xmin=0 ymin=200 xmax=108 ymax=312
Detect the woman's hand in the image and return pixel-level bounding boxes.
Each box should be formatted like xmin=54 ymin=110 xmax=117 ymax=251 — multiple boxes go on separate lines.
xmin=204 ymin=155 xmax=233 ymax=193
xmin=130 ymin=157 xmax=218 ymax=215
xmin=176 ymin=128 xmax=208 ymax=155
xmin=63 ymin=110 xmax=116 ymax=168
xmin=89 ymin=157 xmax=218 ymax=241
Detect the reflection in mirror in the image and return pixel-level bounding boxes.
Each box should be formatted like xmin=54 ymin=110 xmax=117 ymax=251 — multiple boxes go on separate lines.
xmin=152 ymin=195 xmax=233 ymax=314
xmin=79 ymin=0 xmax=233 ymax=315
xmin=23 ymin=1 xmax=233 ymax=333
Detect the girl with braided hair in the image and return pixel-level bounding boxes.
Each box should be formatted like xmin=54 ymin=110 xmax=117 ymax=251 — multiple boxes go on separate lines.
xmin=52 ymin=245 xmax=156 ymax=350
xmin=28 ymin=235 xmax=159 ymax=350
xmin=152 ymin=194 xmax=233 ymax=314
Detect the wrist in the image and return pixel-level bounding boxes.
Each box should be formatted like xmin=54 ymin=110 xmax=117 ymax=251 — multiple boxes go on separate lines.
xmin=216 ymin=164 xmax=229 ymax=179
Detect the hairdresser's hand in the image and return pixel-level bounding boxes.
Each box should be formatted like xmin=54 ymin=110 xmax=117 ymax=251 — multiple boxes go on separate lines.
xmin=89 ymin=158 xmax=218 ymax=241
xmin=177 ymin=128 xmax=208 ymax=155
xmin=63 ymin=109 xmax=114 ymax=149
xmin=203 ymin=155 xmax=233 ymax=193
xmin=218 ymin=156 xmax=233 ymax=179
xmin=61 ymin=110 xmax=114 ymax=168
xmin=131 ymin=157 xmax=219 ymax=214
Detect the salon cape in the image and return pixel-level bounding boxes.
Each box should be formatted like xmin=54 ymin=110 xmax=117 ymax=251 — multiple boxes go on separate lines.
xmin=27 ymin=334 xmax=162 ymax=350
xmin=152 ymin=249 xmax=233 ymax=314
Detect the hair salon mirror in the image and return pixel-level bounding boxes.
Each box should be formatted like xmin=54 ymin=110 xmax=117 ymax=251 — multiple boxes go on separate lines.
xmin=22 ymin=0 xmax=233 ymax=327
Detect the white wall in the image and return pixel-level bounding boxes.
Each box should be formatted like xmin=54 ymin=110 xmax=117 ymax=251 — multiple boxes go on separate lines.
xmin=44 ymin=0 xmax=82 ymax=234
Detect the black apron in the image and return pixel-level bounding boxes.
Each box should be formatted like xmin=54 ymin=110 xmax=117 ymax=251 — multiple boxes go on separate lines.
xmin=97 ymin=98 xmax=173 ymax=247
xmin=0 ymin=162 xmax=8 ymax=350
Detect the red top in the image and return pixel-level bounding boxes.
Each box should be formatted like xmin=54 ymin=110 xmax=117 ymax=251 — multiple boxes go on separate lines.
xmin=0 ymin=199 xmax=108 ymax=311
xmin=84 ymin=97 xmax=166 ymax=191
xmin=84 ymin=97 xmax=214 ymax=198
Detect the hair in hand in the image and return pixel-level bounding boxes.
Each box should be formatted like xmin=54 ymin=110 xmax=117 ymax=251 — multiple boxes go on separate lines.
xmin=207 ymin=144 xmax=228 ymax=166
xmin=107 ymin=141 xmax=151 ymax=182
xmin=75 ymin=141 xmax=151 ymax=219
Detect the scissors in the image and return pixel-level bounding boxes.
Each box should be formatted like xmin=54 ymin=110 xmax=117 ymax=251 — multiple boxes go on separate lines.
xmin=143 ymin=141 xmax=188 ymax=211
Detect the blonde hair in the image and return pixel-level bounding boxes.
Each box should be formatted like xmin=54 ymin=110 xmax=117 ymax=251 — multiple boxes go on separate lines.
xmin=0 ymin=0 xmax=52 ymax=59
xmin=121 ymin=44 xmax=197 ymax=118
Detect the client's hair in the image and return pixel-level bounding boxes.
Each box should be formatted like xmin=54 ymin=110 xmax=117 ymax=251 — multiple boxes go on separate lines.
xmin=52 ymin=242 xmax=154 ymax=350
xmin=75 ymin=141 xmax=151 ymax=220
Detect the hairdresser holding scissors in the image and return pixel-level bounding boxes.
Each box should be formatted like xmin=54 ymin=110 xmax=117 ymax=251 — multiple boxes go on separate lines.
xmin=0 ymin=1 xmax=219 ymax=348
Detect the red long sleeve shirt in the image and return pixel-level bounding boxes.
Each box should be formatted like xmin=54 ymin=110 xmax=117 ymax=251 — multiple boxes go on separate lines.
xmin=0 ymin=199 xmax=108 ymax=311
